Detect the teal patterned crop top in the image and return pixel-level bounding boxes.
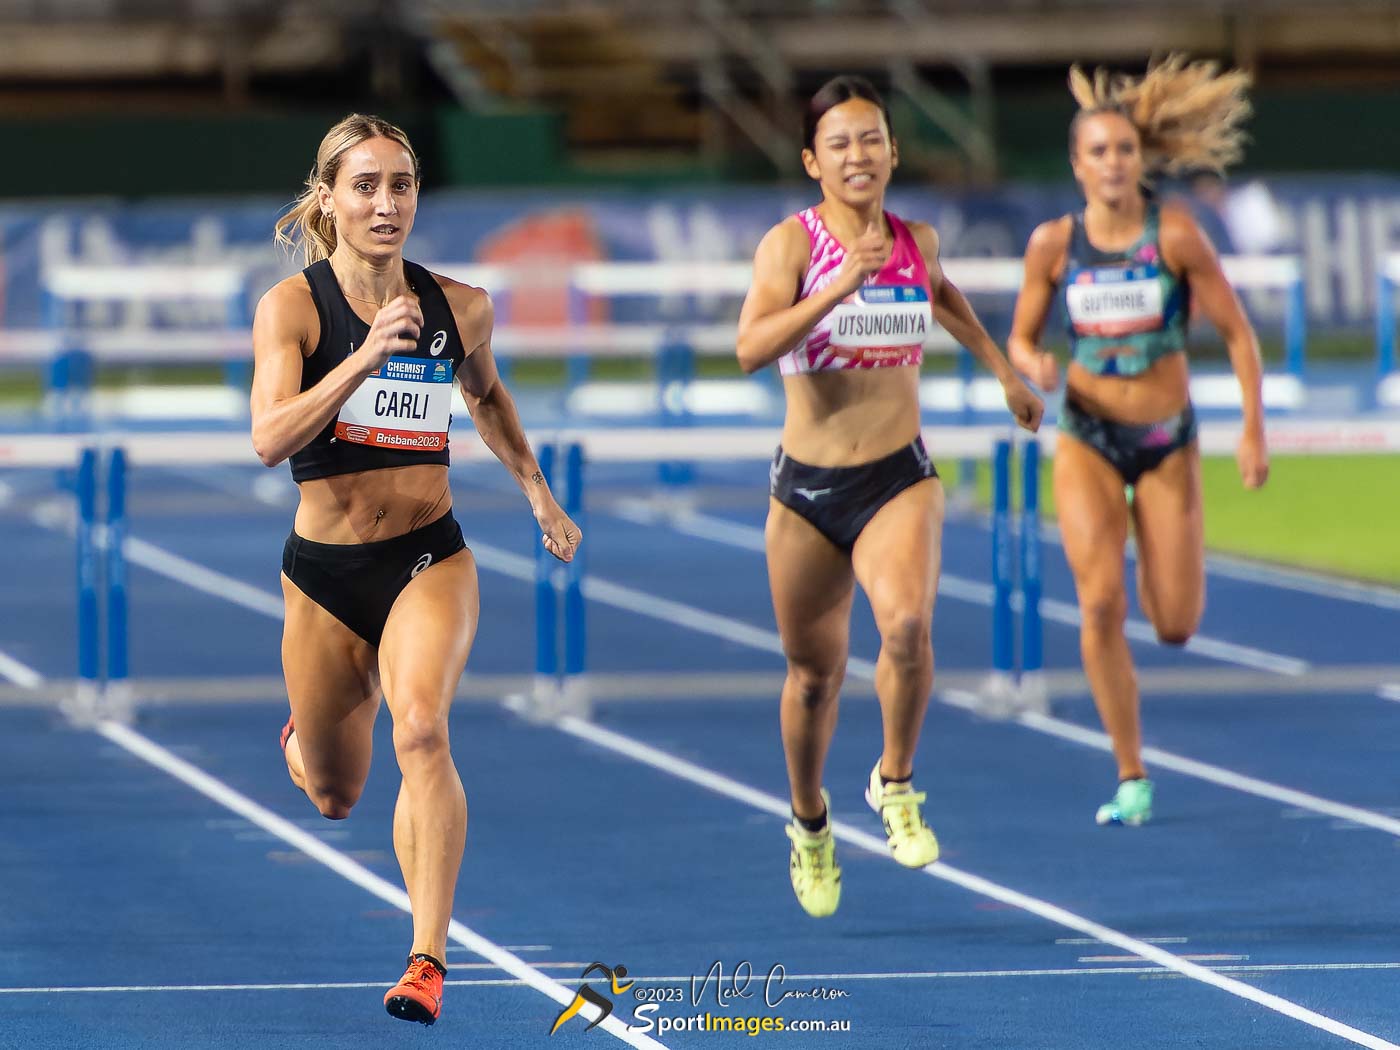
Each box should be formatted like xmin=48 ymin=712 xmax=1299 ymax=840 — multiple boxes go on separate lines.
xmin=1060 ymin=204 xmax=1189 ymax=377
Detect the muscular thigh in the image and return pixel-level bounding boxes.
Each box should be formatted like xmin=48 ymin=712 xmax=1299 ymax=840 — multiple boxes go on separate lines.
xmin=850 ymin=478 xmax=942 ymax=626
xmin=378 ymin=548 xmax=480 ymax=722
xmin=281 ymin=573 xmax=382 ymax=780
xmin=1054 ymin=434 xmax=1130 ymax=598
xmin=1131 ymin=443 xmax=1204 ymax=618
xmin=765 ymin=500 xmax=855 ymax=670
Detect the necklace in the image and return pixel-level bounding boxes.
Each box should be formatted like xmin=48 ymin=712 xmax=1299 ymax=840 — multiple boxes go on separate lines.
xmin=330 ymin=263 xmax=413 ymax=307
xmin=341 ymin=289 xmax=398 ymax=306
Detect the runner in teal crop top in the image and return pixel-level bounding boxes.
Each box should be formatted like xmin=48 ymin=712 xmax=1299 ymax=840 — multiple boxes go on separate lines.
xmin=1007 ymin=56 xmax=1267 ymax=830
xmin=1061 ymin=202 xmax=1190 ymax=377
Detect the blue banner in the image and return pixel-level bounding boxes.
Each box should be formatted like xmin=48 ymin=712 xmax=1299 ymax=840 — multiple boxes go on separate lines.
xmin=3 ymin=176 xmax=1400 ymax=334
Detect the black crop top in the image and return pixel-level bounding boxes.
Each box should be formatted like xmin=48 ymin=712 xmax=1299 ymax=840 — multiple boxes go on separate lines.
xmin=289 ymin=259 xmax=469 ymax=483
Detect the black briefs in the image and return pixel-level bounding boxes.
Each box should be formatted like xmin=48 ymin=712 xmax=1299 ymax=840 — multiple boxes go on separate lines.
xmin=281 ymin=512 xmax=466 ymax=646
xmin=769 ymin=437 xmax=938 ymax=553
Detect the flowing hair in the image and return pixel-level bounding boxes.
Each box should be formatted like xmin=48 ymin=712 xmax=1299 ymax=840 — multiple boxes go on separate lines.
xmin=274 ymin=113 xmax=421 ymax=265
xmin=1068 ymin=54 xmax=1252 ymax=177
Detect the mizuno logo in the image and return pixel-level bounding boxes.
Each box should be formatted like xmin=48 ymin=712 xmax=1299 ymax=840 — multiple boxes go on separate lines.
xmin=897 ymin=264 xmax=916 ymax=279
xmin=793 ymin=487 xmax=832 ymax=501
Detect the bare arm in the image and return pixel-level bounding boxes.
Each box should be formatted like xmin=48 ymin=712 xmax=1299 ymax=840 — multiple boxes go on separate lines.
xmin=249 ymin=278 xmax=421 ymax=468
xmin=910 ymin=222 xmax=1042 ymax=431
xmin=1160 ymin=205 xmax=1268 ymax=487
xmin=735 ymin=217 xmax=885 ymax=374
xmin=451 ymin=290 xmax=544 ymax=500
xmin=447 ymin=281 xmax=580 ymax=560
xmin=1007 ymin=218 xmax=1071 ymax=391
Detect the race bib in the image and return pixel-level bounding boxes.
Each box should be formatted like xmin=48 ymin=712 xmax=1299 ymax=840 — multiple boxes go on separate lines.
xmin=828 ymin=285 xmax=932 ymax=363
xmin=335 ymin=356 xmax=453 ymax=450
xmin=1066 ymin=267 xmax=1164 ymax=338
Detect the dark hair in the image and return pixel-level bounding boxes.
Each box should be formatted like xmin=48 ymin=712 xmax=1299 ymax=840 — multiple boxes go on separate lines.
xmin=803 ymin=75 xmax=893 ymax=151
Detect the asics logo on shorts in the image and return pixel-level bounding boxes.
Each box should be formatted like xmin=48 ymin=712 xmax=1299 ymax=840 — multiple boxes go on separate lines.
xmin=411 ymin=553 xmax=433 ymax=577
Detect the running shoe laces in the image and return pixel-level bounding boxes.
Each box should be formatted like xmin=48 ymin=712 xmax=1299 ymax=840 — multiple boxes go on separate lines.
xmin=384 ymin=953 xmax=445 ymax=1025
xmin=785 ymin=789 xmax=841 ymax=918
xmin=865 ymin=762 xmax=940 ymax=868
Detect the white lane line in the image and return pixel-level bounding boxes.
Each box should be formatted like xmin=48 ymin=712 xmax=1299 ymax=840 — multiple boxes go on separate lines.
xmin=1194 ymin=553 xmax=1400 ymax=612
xmin=1080 ymin=955 xmax=1248 ymax=964
xmin=116 ymin=534 xmax=1399 ymax=839
xmin=1001 ymin=702 xmax=1400 ymax=839
xmin=555 ymin=715 xmax=1399 ymax=1050
xmin=0 ymin=649 xmax=44 ymax=688
xmin=0 ymin=481 xmax=58 ymax=688
xmin=1057 ymin=937 xmax=1189 ymax=945
xmin=617 ymin=504 xmax=1308 ymax=677
xmin=981 ymin=509 xmax=1400 ymax=613
xmin=465 ymin=541 xmax=882 ymax=676
xmin=125 ymin=537 xmax=285 ymax=619
xmin=8 ymin=961 xmax=1400 ymax=994
xmin=1038 ymin=596 xmax=1307 ymax=676
xmin=0 ymin=980 xmax=565 ymax=994
xmin=95 ymin=720 xmax=668 ymax=1050
xmin=1378 ymin=684 xmax=1400 ymax=703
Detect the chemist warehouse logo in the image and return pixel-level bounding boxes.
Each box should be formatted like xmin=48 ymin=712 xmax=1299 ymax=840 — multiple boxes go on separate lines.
xmin=549 ymin=959 xmax=852 ymax=1037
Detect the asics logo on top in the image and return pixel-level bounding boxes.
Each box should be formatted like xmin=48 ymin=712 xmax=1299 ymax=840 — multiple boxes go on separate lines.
xmin=429 ymin=330 xmax=448 ymax=356
xmin=793 ymin=487 xmax=833 ymax=501
xmin=411 ymin=553 xmax=433 ymax=578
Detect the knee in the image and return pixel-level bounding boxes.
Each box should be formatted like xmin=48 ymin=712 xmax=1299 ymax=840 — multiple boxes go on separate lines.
xmin=392 ymin=700 xmax=450 ymax=761
xmin=786 ymin=662 xmax=843 ymax=710
xmin=306 ymin=783 xmax=361 ymax=821
xmin=1080 ymin=592 xmax=1128 ymax=636
xmin=1141 ymin=594 xmax=1201 ymax=646
xmin=878 ymin=612 xmax=932 ymax=669
xmin=1153 ymin=617 xmax=1199 ymax=647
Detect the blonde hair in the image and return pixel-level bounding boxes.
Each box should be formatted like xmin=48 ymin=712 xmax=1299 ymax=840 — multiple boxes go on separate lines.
xmin=274 ymin=113 xmax=421 ymax=265
xmin=1068 ymin=54 xmax=1252 ymax=177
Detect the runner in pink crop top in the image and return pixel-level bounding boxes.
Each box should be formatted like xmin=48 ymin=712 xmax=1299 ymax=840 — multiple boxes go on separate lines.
xmin=781 ymin=206 xmax=933 ymax=374
xmin=733 ymin=75 xmax=1043 ymax=921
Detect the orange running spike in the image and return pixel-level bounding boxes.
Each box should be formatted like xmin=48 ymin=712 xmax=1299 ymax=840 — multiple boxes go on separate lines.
xmin=384 ymin=954 xmax=445 ymax=1025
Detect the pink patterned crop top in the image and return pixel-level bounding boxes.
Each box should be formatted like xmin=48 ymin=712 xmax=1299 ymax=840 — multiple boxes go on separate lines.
xmin=778 ymin=207 xmax=935 ymax=376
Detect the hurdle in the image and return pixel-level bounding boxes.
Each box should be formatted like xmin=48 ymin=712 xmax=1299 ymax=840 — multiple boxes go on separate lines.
xmin=39 ymin=264 xmax=251 ymax=425
xmin=1375 ymin=253 xmax=1400 ymax=382
xmin=532 ymin=438 xmax=588 ymax=717
xmin=987 ymin=434 xmax=1046 ymax=715
xmin=57 ymin=439 xmax=130 ymax=724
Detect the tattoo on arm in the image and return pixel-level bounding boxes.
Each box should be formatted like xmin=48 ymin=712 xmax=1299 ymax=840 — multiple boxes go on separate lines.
xmin=531 ymin=470 xmax=545 ymax=485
